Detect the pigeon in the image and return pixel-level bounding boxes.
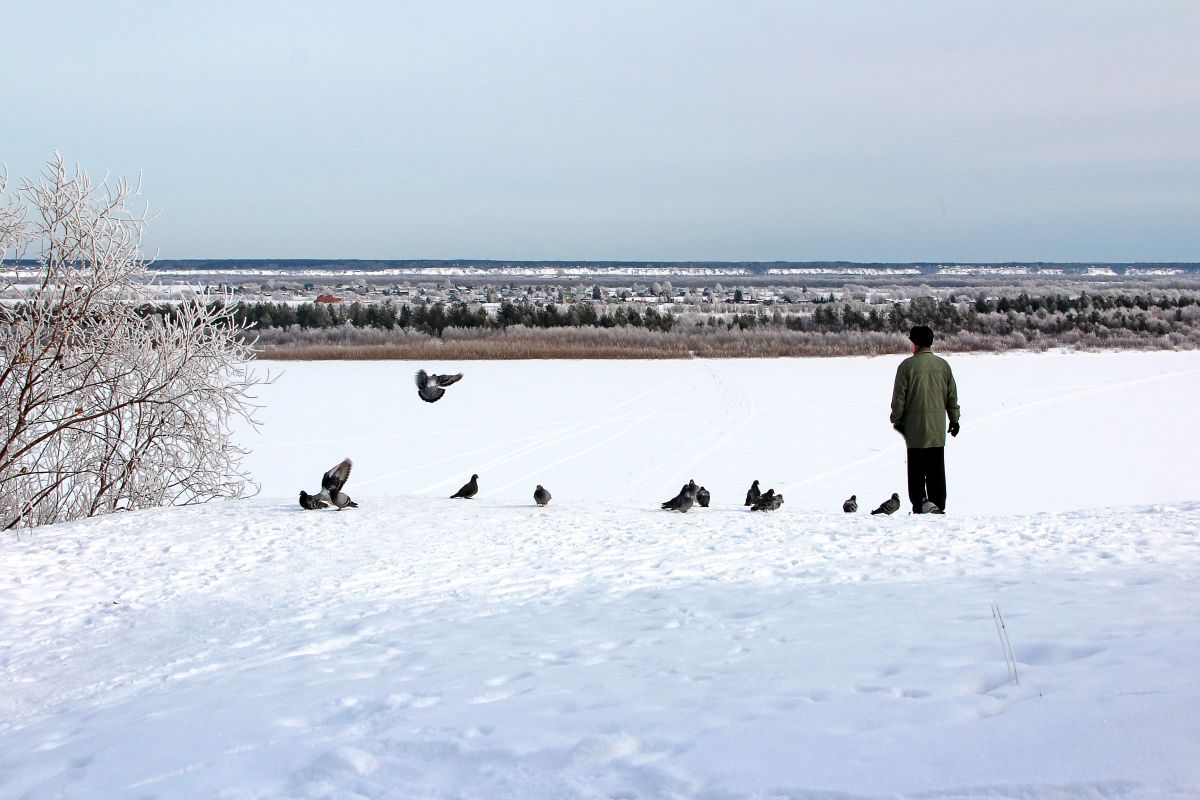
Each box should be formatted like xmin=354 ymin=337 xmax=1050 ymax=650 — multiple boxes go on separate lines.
xmin=299 ymin=490 xmax=328 ymax=510
xmin=921 ymin=498 xmax=944 ymax=515
xmin=416 ymin=370 xmax=463 ymax=403
xmin=751 ymin=489 xmax=784 ymax=511
xmin=662 ymin=483 xmax=698 ymax=513
xmin=662 ymin=480 xmax=697 ymax=510
xmin=744 ymin=480 xmax=761 ymax=507
xmin=661 ymin=483 xmax=684 ymax=509
xmin=451 ymin=473 xmax=479 ymax=499
xmin=871 ymin=493 xmax=901 ymax=515
xmin=843 ymin=494 xmax=858 ymax=513
xmin=534 ymin=485 xmax=551 ymax=506
xmin=299 ymin=457 xmax=357 ymax=510
xmin=696 ymin=486 xmax=711 ymax=508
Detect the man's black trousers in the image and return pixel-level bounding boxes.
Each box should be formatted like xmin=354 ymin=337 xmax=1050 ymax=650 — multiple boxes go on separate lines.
xmin=906 ymin=447 xmax=946 ymax=513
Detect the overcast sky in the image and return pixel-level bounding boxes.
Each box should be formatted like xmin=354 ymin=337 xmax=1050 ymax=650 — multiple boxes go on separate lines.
xmin=5 ymin=1 xmax=1198 ymax=262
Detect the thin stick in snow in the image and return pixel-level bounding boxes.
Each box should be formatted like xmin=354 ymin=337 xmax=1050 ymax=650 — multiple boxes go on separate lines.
xmin=992 ymin=603 xmax=1020 ymax=685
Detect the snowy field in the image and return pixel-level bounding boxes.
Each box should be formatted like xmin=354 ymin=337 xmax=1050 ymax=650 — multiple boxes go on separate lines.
xmin=2 ymin=351 xmax=1199 ymax=799
xmin=240 ymin=350 xmax=1200 ymax=514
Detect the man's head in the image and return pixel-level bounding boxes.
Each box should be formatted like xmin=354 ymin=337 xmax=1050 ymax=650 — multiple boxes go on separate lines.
xmin=909 ymin=325 xmax=934 ymax=350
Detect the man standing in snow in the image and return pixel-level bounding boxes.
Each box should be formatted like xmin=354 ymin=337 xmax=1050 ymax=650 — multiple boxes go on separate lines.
xmin=890 ymin=325 xmax=960 ymax=513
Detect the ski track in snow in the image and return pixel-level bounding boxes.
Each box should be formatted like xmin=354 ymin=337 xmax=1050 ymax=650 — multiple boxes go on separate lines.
xmin=620 ymin=361 xmax=758 ymax=501
xmin=778 ymin=364 xmax=1200 ymax=498
xmin=482 ymin=373 xmax=700 ymax=500
xmin=487 ymin=393 xmax=682 ymax=499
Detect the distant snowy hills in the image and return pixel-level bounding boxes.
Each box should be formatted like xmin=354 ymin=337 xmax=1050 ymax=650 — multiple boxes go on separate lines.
xmin=114 ymin=261 xmax=1200 ymax=280
xmin=6 ymin=259 xmax=1197 ymax=281
xmin=143 ymin=259 xmax=1198 ymax=279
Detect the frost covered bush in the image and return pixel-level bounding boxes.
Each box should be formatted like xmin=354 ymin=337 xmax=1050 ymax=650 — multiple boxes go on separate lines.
xmin=0 ymin=156 xmax=262 ymax=530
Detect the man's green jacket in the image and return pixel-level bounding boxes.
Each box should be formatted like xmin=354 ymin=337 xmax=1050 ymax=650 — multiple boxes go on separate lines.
xmin=890 ymin=347 xmax=961 ymax=449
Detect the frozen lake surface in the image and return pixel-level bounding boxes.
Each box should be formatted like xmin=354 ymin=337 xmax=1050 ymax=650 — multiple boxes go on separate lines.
xmin=242 ymin=350 xmax=1200 ymax=513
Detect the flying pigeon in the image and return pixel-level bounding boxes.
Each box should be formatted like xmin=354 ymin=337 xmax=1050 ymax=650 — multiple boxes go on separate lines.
xmin=921 ymin=498 xmax=944 ymax=515
xmin=662 ymin=483 xmax=698 ymax=513
xmin=451 ymin=473 xmax=479 ymax=499
xmin=416 ymin=370 xmax=463 ymax=403
xmin=696 ymin=486 xmax=711 ymax=508
xmin=751 ymin=489 xmax=784 ymax=512
xmin=534 ymin=485 xmax=551 ymax=506
xmin=871 ymin=493 xmax=901 ymax=515
xmin=744 ymin=480 xmax=761 ymax=507
xmin=843 ymin=495 xmax=858 ymax=513
xmin=299 ymin=457 xmax=357 ymax=510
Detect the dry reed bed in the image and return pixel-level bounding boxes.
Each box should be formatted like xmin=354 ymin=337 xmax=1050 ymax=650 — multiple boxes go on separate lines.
xmin=252 ymin=325 xmax=1199 ymax=360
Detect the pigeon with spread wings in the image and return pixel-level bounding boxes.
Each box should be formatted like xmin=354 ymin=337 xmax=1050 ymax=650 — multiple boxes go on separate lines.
xmin=299 ymin=458 xmax=358 ymax=510
xmin=416 ymin=370 xmax=463 ymax=403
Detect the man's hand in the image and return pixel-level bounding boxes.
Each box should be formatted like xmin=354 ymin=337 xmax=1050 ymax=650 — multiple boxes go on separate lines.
xmin=948 ymin=421 xmax=960 ymax=437
xmin=893 ymin=422 xmax=904 ymax=435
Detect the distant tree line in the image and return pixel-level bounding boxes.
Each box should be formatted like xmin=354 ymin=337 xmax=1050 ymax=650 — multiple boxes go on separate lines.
xmin=221 ymin=291 xmax=1200 ymax=337
xmin=228 ymin=299 xmax=679 ymax=335
xmin=789 ymin=292 xmax=1200 ymax=339
xmin=102 ymin=291 xmax=1200 ymax=357
xmin=39 ymin=291 xmax=1200 ymax=347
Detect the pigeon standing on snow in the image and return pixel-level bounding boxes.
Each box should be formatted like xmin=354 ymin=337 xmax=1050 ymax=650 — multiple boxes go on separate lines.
xmin=662 ymin=480 xmax=697 ymax=510
xmin=744 ymin=480 xmax=761 ymax=507
xmin=662 ymin=483 xmax=698 ymax=513
xmin=871 ymin=493 xmax=901 ymax=515
xmin=843 ymin=495 xmax=858 ymax=513
xmin=415 ymin=370 xmax=463 ymax=403
xmin=921 ymin=498 xmax=944 ymax=515
xmin=534 ymin=485 xmax=551 ymax=506
xmin=751 ymin=489 xmax=784 ymax=512
xmin=299 ymin=458 xmax=358 ymax=510
xmin=696 ymin=486 xmax=711 ymax=508
xmin=451 ymin=473 xmax=479 ymax=499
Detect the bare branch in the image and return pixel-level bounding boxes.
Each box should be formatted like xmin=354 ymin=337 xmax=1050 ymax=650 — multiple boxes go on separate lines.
xmin=1 ymin=156 xmax=264 ymax=530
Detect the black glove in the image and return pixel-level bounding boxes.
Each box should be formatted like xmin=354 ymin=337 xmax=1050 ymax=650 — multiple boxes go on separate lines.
xmin=948 ymin=421 xmax=960 ymax=437
xmin=893 ymin=422 xmax=904 ymax=435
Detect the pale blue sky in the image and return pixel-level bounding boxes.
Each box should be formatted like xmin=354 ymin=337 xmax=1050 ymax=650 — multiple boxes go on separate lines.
xmin=5 ymin=1 xmax=1198 ymax=261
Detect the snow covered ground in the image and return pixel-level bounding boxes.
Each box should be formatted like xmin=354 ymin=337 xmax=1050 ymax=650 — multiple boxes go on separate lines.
xmin=241 ymin=350 xmax=1200 ymax=514
xmin=2 ymin=352 xmax=1199 ymax=799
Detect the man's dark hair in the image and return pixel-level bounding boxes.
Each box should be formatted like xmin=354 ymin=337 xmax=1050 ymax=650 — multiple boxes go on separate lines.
xmin=909 ymin=325 xmax=934 ymax=348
